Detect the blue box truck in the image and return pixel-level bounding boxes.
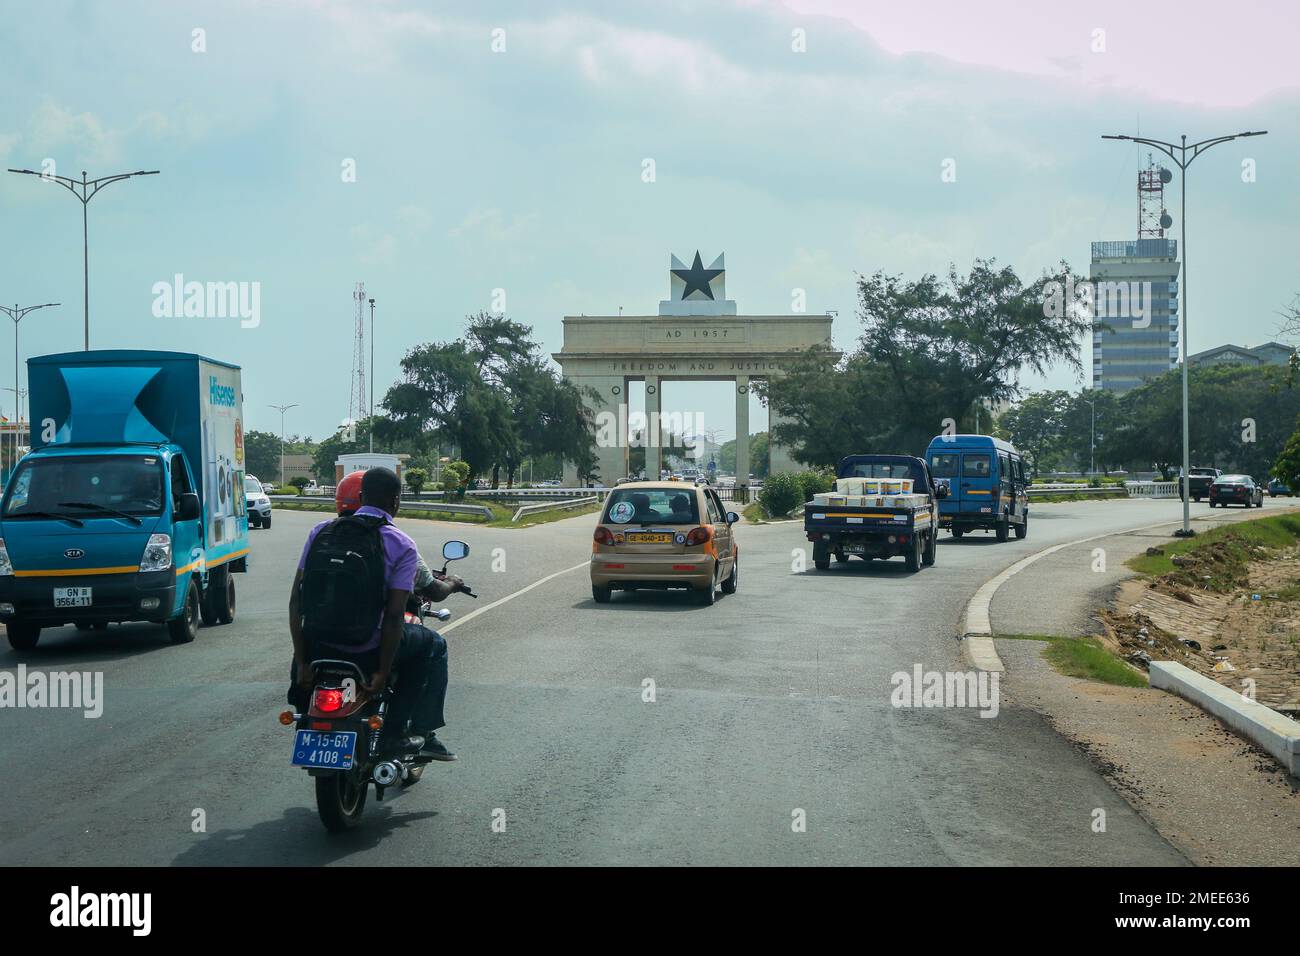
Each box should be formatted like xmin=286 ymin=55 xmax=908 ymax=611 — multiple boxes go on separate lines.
xmin=0 ymin=350 xmax=250 ymax=651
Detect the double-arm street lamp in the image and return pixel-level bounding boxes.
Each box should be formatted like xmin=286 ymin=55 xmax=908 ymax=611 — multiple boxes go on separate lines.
xmin=0 ymin=302 xmax=59 ymax=472
xmin=1101 ymin=129 xmax=1267 ymax=536
xmin=269 ymin=403 xmax=299 ymax=486
xmin=6 ymin=167 xmax=159 ymax=350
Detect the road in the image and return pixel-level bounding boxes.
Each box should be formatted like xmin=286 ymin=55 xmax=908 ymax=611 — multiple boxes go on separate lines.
xmin=1 ymin=494 xmax=1290 ymax=866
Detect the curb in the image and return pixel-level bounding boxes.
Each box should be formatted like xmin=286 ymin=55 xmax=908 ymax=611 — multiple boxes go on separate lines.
xmin=1150 ymin=662 xmax=1300 ymax=777
xmin=959 ymin=515 xmax=1226 ymax=673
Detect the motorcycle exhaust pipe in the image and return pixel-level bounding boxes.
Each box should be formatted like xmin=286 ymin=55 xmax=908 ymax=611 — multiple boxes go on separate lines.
xmin=373 ymin=761 xmax=404 ymax=786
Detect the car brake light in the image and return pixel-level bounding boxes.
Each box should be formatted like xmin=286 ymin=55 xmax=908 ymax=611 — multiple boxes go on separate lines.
xmin=594 ymin=527 xmax=615 ymax=546
xmin=314 ymin=688 xmax=344 ymax=712
xmin=686 ymin=526 xmax=713 ymax=546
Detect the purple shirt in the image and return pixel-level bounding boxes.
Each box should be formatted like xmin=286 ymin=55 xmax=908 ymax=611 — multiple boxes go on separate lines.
xmin=298 ymin=505 xmax=418 ymax=651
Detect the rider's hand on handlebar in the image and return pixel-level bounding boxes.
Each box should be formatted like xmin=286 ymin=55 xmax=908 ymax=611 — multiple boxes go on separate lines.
xmin=443 ymin=573 xmax=465 ymax=593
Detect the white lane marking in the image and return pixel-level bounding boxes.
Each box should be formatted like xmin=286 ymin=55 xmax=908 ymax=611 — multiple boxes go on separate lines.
xmin=440 ymin=562 xmax=588 ymax=634
xmin=961 ymin=511 xmax=1270 ymax=673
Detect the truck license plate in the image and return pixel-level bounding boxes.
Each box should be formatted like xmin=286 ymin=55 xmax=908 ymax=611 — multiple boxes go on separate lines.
xmin=54 ymin=587 xmax=92 ymax=608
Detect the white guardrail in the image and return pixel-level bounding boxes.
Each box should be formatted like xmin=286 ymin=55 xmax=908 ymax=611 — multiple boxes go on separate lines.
xmin=511 ymin=496 xmax=598 ymax=523
xmin=1124 ymin=481 xmax=1180 ymax=499
xmin=269 ymin=494 xmax=494 ymax=520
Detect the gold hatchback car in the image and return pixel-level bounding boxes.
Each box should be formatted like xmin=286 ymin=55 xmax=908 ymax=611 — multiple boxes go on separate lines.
xmin=590 ymin=481 xmax=739 ymax=605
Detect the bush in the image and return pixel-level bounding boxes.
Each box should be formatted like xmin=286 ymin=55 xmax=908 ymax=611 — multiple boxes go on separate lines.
xmin=405 ymin=467 xmax=428 ymax=496
xmin=441 ymin=461 xmax=469 ymax=500
xmin=793 ymin=469 xmax=834 ymax=502
xmin=288 ymin=476 xmax=309 ymax=493
xmin=758 ymin=472 xmax=802 ymax=517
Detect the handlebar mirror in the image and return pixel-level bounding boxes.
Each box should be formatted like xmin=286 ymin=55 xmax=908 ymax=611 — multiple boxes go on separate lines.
xmin=443 ymin=540 xmax=469 ymax=561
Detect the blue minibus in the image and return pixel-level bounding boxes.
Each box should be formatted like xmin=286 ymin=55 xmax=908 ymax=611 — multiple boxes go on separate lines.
xmin=923 ymin=434 xmax=1028 ymax=541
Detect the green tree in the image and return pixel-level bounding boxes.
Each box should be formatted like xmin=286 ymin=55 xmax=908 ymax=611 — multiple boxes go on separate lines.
xmin=1271 ymin=417 xmax=1300 ymax=487
xmin=441 ymin=460 xmax=469 ymax=498
xmin=405 ymin=467 xmax=428 ymax=496
xmin=244 ymin=429 xmax=284 ymax=482
xmin=764 ymin=260 xmax=1091 ymax=465
xmin=994 ymin=390 xmax=1069 ymax=477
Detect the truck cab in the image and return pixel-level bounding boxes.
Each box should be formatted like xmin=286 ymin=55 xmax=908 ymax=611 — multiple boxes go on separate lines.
xmin=0 ymin=350 xmax=248 ymax=651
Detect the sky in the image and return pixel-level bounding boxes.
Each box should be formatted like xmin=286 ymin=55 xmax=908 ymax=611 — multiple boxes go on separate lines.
xmin=1 ymin=0 xmax=1296 ymax=445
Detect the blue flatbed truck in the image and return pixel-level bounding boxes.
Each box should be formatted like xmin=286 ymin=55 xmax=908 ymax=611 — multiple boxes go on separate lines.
xmin=0 ymin=350 xmax=249 ymax=651
xmin=803 ymin=454 xmax=947 ymax=573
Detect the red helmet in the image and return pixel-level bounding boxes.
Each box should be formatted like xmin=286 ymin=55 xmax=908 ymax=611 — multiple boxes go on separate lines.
xmin=335 ymin=471 xmax=365 ymax=515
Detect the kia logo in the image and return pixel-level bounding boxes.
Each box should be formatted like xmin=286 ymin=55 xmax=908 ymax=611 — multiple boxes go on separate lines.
xmin=63 ymin=549 xmax=85 ymax=559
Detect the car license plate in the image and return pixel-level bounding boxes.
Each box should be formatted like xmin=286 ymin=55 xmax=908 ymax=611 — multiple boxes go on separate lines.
xmin=627 ymin=532 xmax=673 ymax=544
xmin=54 ymin=587 xmax=92 ymax=608
xmin=291 ymin=730 xmax=357 ymax=770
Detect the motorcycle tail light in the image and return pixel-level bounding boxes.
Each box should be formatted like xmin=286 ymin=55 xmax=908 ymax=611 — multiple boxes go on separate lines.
xmin=314 ymin=688 xmax=344 ymax=713
xmin=686 ymin=526 xmax=713 ymax=547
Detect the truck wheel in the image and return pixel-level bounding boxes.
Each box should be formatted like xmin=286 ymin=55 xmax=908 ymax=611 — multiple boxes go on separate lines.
xmin=214 ymin=570 xmax=236 ymax=624
xmin=922 ymin=530 xmax=936 ymax=566
xmin=813 ymin=541 xmax=830 ymax=570
xmin=1015 ymin=513 xmax=1028 ymax=539
xmin=951 ymin=527 xmax=965 ymax=539
xmin=6 ymin=622 xmax=40 ymax=651
xmin=168 ymin=580 xmax=201 ymax=644
xmin=833 ymin=551 xmax=849 ymax=564
xmin=905 ymin=534 xmax=922 ymax=572
xmin=995 ymin=518 xmax=1010 ymax=543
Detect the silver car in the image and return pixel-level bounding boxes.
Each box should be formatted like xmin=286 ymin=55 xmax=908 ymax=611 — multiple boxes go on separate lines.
xmin=245 ymin=474 xmax=273 ymax=528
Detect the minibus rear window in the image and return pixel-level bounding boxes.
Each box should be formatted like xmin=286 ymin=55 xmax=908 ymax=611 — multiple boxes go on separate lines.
xmin=929 ymin=454 xmax=959 ymax=478
xmin=962 ymin=454 xmax=991 ymax=478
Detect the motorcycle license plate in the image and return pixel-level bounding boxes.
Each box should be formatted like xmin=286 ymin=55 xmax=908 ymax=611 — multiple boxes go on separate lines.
xmin=627 ymin=532 xmax=673 ymax=544
xmin=291 ymin=730 xmax=357 ymax=770
xmin=54 ymin=587 xmax=92 ymax=608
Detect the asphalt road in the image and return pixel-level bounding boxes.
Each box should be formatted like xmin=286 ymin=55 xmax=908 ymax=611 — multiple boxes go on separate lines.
xmin=2 ymin=494 xmax=1291 ymax=866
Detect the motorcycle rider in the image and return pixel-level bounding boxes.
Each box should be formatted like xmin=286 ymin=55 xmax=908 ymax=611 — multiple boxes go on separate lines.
xmin=289 ymin=467 xmax=457 ymax=761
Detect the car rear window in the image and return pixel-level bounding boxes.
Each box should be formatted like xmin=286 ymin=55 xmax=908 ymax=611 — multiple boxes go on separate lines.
xmin=603 ymin=489 xmax=700 ymax=525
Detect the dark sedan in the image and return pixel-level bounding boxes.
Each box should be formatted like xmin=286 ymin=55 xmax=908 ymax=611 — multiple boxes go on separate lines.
xmin=1208 ymin=475 xmax=1263 ymax=508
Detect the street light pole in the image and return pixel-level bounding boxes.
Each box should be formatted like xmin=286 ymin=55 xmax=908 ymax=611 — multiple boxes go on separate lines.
xmin=0 ymin=302 xmax=58 ymax=476
xmin=7 ymin=167 xmax=159 ymax=350
xmin=1084 ymin=398 xmax=1096 ymax=476
xmin=1101 ymin=129 xmax=1266 ymax=536
xmin=367 ymin=297 xmax=375 ymax=453
xmin=268 ymin=403 xmax=299 ymax=486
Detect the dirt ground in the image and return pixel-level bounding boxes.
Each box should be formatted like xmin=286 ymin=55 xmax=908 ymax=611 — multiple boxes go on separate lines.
xmin=997 ymin=638 xmax=1300 ymax=866
xmin=994 ymin=540 xmax=1300 ymax=866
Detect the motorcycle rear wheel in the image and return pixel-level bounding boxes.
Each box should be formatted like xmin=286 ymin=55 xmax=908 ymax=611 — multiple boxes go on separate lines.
xmin=316 ymin=767 xmax=368 ymax=832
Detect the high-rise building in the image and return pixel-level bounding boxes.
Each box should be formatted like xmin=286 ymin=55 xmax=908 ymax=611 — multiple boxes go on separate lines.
xmin=1089 ymin=238 xmax=1180 ymax=392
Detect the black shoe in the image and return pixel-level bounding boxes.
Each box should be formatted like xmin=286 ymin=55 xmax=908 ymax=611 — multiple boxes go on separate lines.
xmin=420 ymin=735 xmax=457 ymax=762
xmin=385 ymin=734 xmax=426 ymax=755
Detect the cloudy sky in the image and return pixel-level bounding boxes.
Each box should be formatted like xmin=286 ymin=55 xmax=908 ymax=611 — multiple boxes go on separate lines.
xmin=1 ymin=0 xmax=1295 ymax=443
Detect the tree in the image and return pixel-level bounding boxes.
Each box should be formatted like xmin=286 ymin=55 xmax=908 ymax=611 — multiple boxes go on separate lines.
xmin=764 ymin=260 xmax=1091 ymax=464
xmin=440 ymin=460 xmax=469 ymax=498
xmin=312 ymin=416 xmax=387 ymax=483
xmin=405 ymin=467 xmax=428 ymax=497
xmin=380 ymin=313 xmax=599 ymax=486
xmin=1271 ymin=417 xmax=1300 ymax=487
xmin=244 ymin=429 xmax=283 ymax=482
xmin=994 ymin=391 xmax=1069 ymax=477
xmin=718 ymin=431 xmax=772 ymax=476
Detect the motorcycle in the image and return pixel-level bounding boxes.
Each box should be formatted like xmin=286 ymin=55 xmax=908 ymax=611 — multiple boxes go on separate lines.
xmin=279 ymin=539 xmax=476 ymax=833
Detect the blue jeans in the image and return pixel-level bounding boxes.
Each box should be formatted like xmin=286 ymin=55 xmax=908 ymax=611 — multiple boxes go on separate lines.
xmin=386 ymin=622 xmax=449 ymax=737
xmin=289 ymin=623 xmax=448 ymax=736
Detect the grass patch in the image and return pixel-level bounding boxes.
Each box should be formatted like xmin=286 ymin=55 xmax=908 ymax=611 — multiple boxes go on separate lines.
xmin=996 ymin=633 xmax=1147 ymax=687
xmin=1125 ymin=512 xmax=1300 ymax=587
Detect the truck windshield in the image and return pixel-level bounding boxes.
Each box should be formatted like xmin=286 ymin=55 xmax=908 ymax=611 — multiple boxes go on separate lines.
xmin=3 ymin=455 xmax=166 ymax=518
xmin=844 ymin=462 xmax=914 ymax=479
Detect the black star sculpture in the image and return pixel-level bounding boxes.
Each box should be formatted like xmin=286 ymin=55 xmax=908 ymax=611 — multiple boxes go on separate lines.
xmin=671 ymin=251 xmax=723 ymax=300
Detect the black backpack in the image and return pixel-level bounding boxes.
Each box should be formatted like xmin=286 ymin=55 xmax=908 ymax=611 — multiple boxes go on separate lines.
xmin=300 ymin=514 xmax=388 ymax=647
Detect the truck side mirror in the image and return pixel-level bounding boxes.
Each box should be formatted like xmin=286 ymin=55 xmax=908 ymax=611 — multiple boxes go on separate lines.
xmin=934 ymin=481 xmax=950 ymax=498
xmin=176 ymin=492 xmax=201 ymax=521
